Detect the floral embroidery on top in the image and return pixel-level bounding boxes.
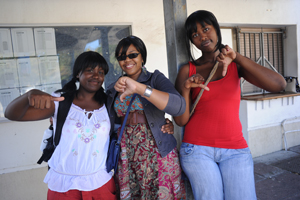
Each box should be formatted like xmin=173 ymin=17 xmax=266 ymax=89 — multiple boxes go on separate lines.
xmin=92 ymin=150 xmax=100 ymax=157
xmin=94 ymin=123 xmax=101 ymax=129
xmin=76 ymin=122 xmax=82 ymax=128
xmin=69 ymin=117 xmax=106 ymax=144
xmin=72 ymin=149 xmax=78 ymax=156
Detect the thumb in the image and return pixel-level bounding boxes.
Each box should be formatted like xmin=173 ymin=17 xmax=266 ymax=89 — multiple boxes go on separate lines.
xmin=119 ymin=93 xmax=126 ymax=103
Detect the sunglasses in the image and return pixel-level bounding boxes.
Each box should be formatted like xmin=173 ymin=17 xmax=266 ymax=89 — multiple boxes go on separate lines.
xmin=117 ymin=53 xmax=140 ymax=61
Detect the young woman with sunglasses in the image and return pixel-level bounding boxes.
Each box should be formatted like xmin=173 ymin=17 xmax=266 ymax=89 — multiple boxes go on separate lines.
xmin=173 ymin=10 xmax=286 ymax=200
xmin=106 ymin=35 xmax=186 ymax=199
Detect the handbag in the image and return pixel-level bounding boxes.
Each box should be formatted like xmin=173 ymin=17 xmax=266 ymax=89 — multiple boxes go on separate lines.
xmin=106 ymin=93 xmax=137 ymax=174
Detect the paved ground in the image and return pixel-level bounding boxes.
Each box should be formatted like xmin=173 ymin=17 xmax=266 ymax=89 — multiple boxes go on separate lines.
xmin=254 ymin=145 xmax=300 ymax=200
xmin=184 ymin=145 xmax=300 ymax=200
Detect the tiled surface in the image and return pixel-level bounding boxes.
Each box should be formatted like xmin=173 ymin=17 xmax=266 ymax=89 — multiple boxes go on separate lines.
xmin=254 ymin=146 xmax=300 ymax=200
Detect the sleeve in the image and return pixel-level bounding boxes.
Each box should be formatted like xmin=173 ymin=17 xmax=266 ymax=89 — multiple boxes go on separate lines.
xmin=151 ymin=70 xmax=186 ymax=116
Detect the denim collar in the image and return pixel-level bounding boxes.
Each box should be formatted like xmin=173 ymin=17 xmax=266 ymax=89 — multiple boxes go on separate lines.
xmin=136 ymin=69 xmax=152 ymax=83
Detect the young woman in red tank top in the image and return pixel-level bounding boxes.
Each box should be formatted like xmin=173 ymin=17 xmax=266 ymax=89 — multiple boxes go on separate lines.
xmin=174 ymin=10 xmax=286 ymax=200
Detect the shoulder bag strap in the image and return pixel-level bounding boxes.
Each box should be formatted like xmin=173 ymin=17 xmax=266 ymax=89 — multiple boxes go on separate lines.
xmin=190 ymin=61 xmax=219 ymax=117
xmin=54 ymin=92 xmax=75 ymax=146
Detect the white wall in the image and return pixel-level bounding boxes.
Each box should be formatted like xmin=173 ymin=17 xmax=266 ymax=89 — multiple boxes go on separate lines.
xmin=0 ymin=0 xmax=169 ymax=174
xmin=241 ymin=96 xmax=300 ymax=157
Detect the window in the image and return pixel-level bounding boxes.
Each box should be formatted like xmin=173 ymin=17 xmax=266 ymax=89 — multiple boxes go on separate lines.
xmin=0 ymin=25 xmax=131 ymax=118
xmin=236 ymin=27 xmax=285 ymax=96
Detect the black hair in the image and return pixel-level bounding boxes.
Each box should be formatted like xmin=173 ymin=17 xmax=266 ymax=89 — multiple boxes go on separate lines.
xmin=115 ymin=35 xmax=147 ymax=65
xmin=56 ymin=51 xmax=109 ymax=105
xmin=185 ymin=10 xmax=223 ymax=64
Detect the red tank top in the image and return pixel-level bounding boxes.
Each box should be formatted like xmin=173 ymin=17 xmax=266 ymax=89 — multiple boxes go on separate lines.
xmin=183 ymin=62 xmax=248 ymax=149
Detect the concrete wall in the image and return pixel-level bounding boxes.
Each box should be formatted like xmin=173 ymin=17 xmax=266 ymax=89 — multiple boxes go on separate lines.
xmin=0 ymin=0 xmax=300 ymax=199
xmin=241 ymin=96 xmax=300 ymax=157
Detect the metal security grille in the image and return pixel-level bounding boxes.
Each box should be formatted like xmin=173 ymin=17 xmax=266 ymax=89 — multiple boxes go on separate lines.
xmin=237 ymin=28 xmax=284 ymax=95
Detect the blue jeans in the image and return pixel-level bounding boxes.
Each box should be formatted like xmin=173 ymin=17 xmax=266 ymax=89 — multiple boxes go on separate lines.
xmin=180 ymin=143 xmax=257 ymax=200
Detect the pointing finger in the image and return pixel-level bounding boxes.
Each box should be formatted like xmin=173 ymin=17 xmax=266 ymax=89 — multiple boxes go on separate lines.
xmin=51 ymin=96 xmax=65 ymax=102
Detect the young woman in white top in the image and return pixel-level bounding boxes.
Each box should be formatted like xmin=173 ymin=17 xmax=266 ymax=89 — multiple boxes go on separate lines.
xmin=5 ymin=51 xmax=116 ymax=200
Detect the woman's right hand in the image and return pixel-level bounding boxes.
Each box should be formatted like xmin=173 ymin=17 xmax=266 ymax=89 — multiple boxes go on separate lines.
xmin=184 ymin=73 xmax=209 ymax=91
xmin=5 ymin=89 xmax=64 ymax=121
xmin=28 ymin=89 xmax=64 ymax=109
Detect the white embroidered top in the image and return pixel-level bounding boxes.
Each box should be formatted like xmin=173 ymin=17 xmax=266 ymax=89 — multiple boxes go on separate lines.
xmin=44 ymin=93 xmax=112 ymax=192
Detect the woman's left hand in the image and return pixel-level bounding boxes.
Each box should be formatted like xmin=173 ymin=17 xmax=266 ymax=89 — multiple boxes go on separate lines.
xmin=114 ymin=77 xmax=137 ymax=102
xmin=217 ymin=45 xmax=237 ymax=76
xmin=161 ymin=118 xmax=174 ymax=134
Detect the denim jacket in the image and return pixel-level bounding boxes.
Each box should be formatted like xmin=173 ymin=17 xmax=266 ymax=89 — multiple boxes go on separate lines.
xmin=106 ymin=69 xmax=186 ymax=158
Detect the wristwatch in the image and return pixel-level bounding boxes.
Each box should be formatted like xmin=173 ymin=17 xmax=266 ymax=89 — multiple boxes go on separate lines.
xmin=143 ymin=85 xmax=153 ymax=97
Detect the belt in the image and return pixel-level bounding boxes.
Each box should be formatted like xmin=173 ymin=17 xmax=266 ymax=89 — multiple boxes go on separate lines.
xmin=121 ymin=111 xmax=147 ymax=125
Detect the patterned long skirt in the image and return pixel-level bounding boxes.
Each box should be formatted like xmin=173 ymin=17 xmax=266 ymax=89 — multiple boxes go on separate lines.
xmin=115 ymin=123 xmax=186 ymax=200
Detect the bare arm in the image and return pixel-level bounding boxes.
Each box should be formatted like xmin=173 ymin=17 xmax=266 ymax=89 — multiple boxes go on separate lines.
xmin=217 ymin=45 xmax=286 ymax=92
xmin=173 ymin=65 xmax=191 ymax=126
xmin=4 ymin=89 xmax=64 ymax=121
xmin=235 ymin=53 xmax=287 ymax=92
xmin=173 ymin=64 xmax=208 ymax=126
xmin=114 ymin=76 xmax=170 ymax=111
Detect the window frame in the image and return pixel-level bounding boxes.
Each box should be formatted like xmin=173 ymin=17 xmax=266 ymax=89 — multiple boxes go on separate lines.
xmin=236 ymin=27 xmax=285 ymax=96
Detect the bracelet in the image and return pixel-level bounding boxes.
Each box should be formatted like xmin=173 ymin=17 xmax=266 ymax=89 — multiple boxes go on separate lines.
xmin=143 ymin=85 xmax=153 ymax=97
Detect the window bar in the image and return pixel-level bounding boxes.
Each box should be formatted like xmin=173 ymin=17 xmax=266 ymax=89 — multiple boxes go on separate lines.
xmin=261 ymin=33 xmax=265 ymax=67
xmin=282 ymin=32 xmax=285 ymax=76
xmin=249 ymin=33 xmax=252 ymax=59
xmin=261 ymin=33 xmax=266 ymax=94
xmin=267 ymin=33 xmax=270 ymax=62
xmin=272 ymin=33 xmax=275 ymax=71
xmin=254 ymin=33 xmax=257 ymax=62
xmin=265 ymin=59 xmax=278 ymax=72
xmin=243 ymin=33 xmax=246 ymax=56
xmin=277 ymin=33 xmax=280 ymax=74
